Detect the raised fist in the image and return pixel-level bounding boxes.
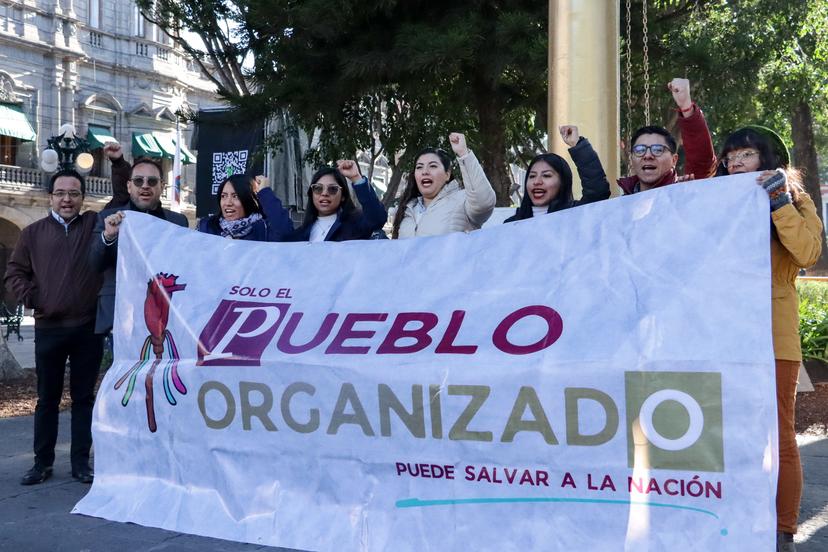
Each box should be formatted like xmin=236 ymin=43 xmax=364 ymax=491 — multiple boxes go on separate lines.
xmin=103 ymin=141 xmax=123 ymax=160
xmin=667 ymin=78 xmax=693 ymax=113
xmin=448 ymin=133 xmax=469 ymax=157
xmin=336 ymin=160 xmax=362 ymax=182
xmin=559 ymin=125 xmax=580 ymax=148
xmin=253 ymin=175 xmax=268 ymax=193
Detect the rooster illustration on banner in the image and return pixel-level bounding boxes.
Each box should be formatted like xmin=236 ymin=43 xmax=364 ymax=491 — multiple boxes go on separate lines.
xmin=114 ymin=273 xmax=187 ymax=432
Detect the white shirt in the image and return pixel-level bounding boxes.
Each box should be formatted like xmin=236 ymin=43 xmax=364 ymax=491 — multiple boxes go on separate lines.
xmin=532 ymin=205 xmax=548 ymax=218
xmin=50 ymin=210 xmax=77 ymax=235
xmin=309 ymin=214 xmax=337 ymax=243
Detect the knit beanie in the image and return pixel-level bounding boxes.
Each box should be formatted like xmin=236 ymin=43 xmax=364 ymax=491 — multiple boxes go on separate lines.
xmin=743 ymin=125 xmax=791 ymax=167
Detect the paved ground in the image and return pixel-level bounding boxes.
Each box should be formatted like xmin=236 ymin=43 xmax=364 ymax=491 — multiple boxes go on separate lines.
xmin=0 ymin=413 xmax=299 ymax=552
xmin=0 ymin=417 xmax=826 ymax=551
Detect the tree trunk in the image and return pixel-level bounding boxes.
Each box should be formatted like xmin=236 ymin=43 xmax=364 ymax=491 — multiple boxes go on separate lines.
xmin=0 ymin=333 xmax=22 ymax=380
xmin=382 ymin=164 xmax=404 ymax=209
xmin=791 ymin=101 xmax=828 ymax=272
xmin=473 ymin=83 xmax=512 ymax=207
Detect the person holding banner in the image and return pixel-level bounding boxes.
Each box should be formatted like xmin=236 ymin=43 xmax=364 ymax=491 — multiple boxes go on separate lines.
xmin=89 ymin=157 xmax=189 ymax=336
xmin=197 ymin=174 xmax=293 ymax=241
xmin=618 ymin=78 xmax=718 ymax=194
xmin=718 ymin=126 xmax=823 ymax=551
xmin=288 ymin=161 xmax=387 ymax=242
xmin=391 ymin=133 xmax=496 ymax=238
xmin=504 ymin=125 xmax=610 ymax=223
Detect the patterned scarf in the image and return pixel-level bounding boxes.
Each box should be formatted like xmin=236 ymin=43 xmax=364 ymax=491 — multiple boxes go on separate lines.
xmin=219 ymin=213 xmax=263 ymax=239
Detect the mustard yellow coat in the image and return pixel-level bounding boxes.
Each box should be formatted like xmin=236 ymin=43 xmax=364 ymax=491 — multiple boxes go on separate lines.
xmin=771 ymin=193 xmax=823 ymax=361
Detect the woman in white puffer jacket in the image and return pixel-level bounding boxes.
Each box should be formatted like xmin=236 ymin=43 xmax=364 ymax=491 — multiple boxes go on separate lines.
xmin=391 ymin=133 xmax=496 ymax=239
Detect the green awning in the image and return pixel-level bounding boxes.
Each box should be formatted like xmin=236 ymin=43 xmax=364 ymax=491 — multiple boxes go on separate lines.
xmin=0 ymin=104 xmax=36 ymax=142
xmin=132 ymin=132 xmax=164 ymax=158
xmin=86 ymin=125 xmax=117 ymax=149
xmin=153 ymin=133 xmax=195 ymax=164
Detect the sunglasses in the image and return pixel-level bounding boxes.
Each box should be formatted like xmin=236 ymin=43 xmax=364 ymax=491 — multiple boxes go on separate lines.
xmin=310 ymin=183 xmax=342 ymax=195
xmin=51 ymin=190 xmax=82 ymax=199
xmin=131 ymin=176 xmax=161 ymax=187
xmin=631 ymin=144 xmax=673 ymax=158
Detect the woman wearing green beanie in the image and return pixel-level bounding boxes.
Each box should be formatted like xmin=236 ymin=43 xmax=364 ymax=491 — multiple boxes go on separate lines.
xmin=718 ymin=126 xmax=823 ymax=551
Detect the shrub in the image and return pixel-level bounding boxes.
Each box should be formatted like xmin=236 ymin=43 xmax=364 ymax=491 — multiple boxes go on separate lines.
xmin=797 ymin=281 xmax=828 ymax=362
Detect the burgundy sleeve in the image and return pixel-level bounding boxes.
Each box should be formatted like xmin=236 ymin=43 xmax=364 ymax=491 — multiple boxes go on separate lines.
xmin=678 ymin=105 xmax=718 ymax=180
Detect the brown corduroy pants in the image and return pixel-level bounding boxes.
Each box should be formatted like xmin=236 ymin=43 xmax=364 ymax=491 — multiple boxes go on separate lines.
xmin=775 ymin=359 xmax=802 ymax=534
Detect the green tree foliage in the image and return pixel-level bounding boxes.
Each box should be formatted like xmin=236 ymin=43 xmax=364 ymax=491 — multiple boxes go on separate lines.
xmin=135 ymin=0 xmax=252 ymax=97
xmin=623 ymin=0 xmax=828 ymax=268
xmin=241 ymin=0 xmax=548 ymax=205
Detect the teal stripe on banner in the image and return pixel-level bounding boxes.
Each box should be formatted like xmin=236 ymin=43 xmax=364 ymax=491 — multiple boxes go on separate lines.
xmin=395 ymin=496 xmax=720 ymax=520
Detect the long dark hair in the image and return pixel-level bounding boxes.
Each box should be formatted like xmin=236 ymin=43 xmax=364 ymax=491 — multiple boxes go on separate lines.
xmin=717 ymin=127 xmax=803 ymax=199
xmin=209 ymin=175 xmax=262 ymax=232
xmin=509 ymin=153 xmax=574 ymax=221
xmin=300 ymin=166 xmax=356 ymax=229
xmin=391 ymin=148 xmax=453 ymax=238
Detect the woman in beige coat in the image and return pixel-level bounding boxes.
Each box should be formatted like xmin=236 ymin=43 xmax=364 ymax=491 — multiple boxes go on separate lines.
xmin=718 ymin=126 xmax=823 ymax=552
xmin=391 ymin=133 xmax=496 ymax=238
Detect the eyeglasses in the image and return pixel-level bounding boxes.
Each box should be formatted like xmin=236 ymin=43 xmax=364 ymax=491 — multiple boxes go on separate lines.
xmin=131 ymin=176 xmax=161 ymax=187
xmin=310 ymin=183 xmax=342 ymax=195
xmin=631 ymin=144 xmax=673 ymax=158
xmin=723 ymin=149 xmax=759 ymax=168
xmin=51 ymin=190 xmax=82 ymax=199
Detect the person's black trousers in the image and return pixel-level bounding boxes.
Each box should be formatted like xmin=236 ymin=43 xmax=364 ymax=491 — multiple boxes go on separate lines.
xmin=33 ymin=322 xmax=103 ymax=470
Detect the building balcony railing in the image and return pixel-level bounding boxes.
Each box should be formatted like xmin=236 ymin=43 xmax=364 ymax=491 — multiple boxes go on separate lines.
xmin=0 ymin=164 xmax=196 ymax=206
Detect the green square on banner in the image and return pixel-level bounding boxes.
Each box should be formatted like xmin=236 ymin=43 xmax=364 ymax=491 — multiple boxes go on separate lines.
xmin=624 ymin=371 xmax=724 ymax=472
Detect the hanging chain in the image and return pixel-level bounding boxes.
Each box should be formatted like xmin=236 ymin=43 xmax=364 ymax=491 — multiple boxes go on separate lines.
xmin=624 ymin=0 xmax=633 ymax=151
xmin=642 ymin=0 xmax=651 ymax=125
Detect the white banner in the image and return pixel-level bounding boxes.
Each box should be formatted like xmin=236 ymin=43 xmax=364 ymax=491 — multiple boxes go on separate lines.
xmin=74 ymin=174 xmax=778 ymax=551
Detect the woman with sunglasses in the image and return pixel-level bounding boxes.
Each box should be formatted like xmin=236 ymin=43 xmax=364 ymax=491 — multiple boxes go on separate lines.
xmin=392 ymin=133 xmax=495 ymax=238
xmin=504 ymin=125 xmax=610 ymax=223
xmin=289 ymin=160 xmax=387 ymax=242
xmin=197 ymin=174 xmax=293 ymax=241
xmin=718 ymin=126 xmax=822 ymax=550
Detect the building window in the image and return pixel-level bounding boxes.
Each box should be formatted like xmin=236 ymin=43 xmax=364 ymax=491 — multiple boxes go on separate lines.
xmin=134 ymin=6 xmax=145 ymax=37
xmin=136 ymin=42 xmax=149 ymax=57
xmin=89 ymin=31 xmax=103 ymax=47
xmin=158 ymin=26 xmax=171 ymax=46
xmin=0 ymin=136 xmax=18 ymax=166
xmin=157 ymin=47 xmax=169 ymax=61
xmin=88 ymin=0 xmax=100 ymax=29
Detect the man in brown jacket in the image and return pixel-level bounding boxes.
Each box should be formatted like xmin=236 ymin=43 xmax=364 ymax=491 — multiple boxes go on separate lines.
xmin=4 ymin=170 xmax=104 ymax=485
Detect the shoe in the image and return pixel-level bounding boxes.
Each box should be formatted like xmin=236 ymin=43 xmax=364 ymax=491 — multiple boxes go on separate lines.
xmin=20 ymin=463 xmax=52 ymax=485
xmin=71 ymin=464 xmax=94 ymax=484
xmin=777 ymin=531 xmax=796 ymax=552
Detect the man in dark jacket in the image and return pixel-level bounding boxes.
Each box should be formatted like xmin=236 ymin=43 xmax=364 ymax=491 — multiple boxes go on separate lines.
xmin=4 ymin=170 xmax=103 ymax=485
xmin=617 ymin=78 xmax=718 ymax=194
xmin=89 ymin=156 xmax=189 ymax=335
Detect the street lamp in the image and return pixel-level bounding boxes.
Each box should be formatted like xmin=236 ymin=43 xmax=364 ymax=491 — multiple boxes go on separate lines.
xmin=40 ymin=123 xmax=95 ymax=174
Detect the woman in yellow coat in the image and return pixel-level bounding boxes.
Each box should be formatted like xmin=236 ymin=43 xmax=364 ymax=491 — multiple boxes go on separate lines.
xmin=718 ymin=126 xmax=823 ymax=552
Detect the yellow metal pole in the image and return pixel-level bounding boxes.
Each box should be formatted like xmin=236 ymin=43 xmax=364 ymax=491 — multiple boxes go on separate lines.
xmin=549 ymin=0 xmax=620 ymax=195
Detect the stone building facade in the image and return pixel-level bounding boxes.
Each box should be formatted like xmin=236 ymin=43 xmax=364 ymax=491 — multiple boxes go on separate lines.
xmin=0 ymin=0 xmax=225 ymax=302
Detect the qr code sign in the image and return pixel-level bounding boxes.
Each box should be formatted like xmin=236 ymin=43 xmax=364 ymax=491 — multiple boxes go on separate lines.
xmin=211 ymin=150 xmax=249 ymax=193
